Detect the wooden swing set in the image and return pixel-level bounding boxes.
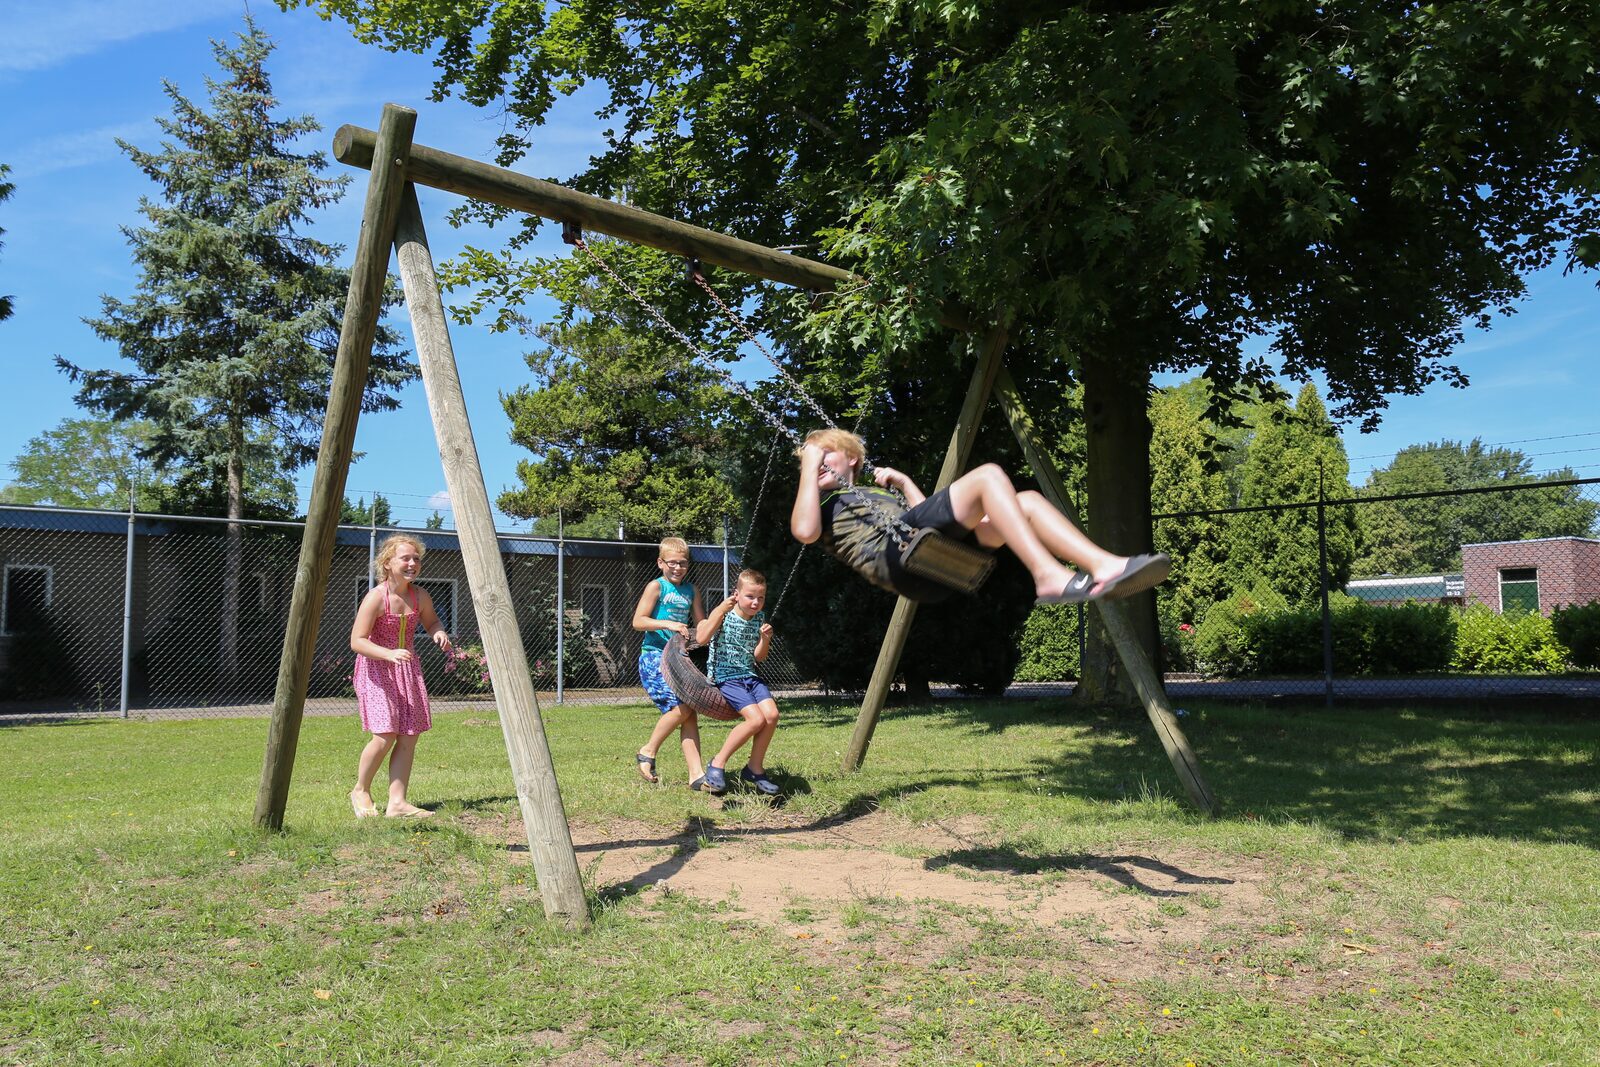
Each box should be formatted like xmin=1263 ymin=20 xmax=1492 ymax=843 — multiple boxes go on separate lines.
xmin=253 ymin=104 xmax=1216 ymax=932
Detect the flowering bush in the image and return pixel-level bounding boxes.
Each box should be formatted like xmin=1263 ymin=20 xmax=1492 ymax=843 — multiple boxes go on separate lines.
xmin=438 ymin=643 xmax=493 ymax=694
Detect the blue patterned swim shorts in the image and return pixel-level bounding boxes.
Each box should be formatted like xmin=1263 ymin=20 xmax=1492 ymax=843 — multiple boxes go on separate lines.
xmin=637 ymin=646 xmax=680 ymax=715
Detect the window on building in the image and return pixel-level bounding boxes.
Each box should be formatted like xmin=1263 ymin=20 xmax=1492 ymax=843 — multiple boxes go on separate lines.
xmin=2 ymin=565 xmax=51 ymax=636
xmin=1499 ymin=567 xmax=1539 ymax=614
xmin=580 ymin=584 xmax=609 ymax=635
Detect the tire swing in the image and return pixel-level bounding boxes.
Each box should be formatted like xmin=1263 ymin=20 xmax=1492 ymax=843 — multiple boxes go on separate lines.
xmin=659 ymin=633 xmax=740 ymax=721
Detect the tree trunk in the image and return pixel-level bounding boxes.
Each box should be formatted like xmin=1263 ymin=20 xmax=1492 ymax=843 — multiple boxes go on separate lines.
xmin=220 ymin=421 xmax=244 ymax=692
xmin=1071 ymin=353 xmax=1160 ymax=707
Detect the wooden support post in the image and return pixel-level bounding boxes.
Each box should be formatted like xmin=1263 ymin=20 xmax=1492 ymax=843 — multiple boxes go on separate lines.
xmin=992 ymin=366 xmax=1218 ymax=815
xmin=841 ymin=323 xmax=1010 ymax=772
xmin=393 ymin=185 xmax=591 ymax=928
xmin=255 ymin=104 xmax=417 ymax=830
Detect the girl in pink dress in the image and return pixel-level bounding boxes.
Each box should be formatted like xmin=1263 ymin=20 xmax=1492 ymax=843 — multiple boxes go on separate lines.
xmin=349 ymin=535 xmax=453 ymax=819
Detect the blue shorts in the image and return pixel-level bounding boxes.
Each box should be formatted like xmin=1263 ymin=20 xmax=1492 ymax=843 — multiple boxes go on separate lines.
xmin=716 ymin=676 xmax=773 ymax=711
xmin=638 ymin=646 xmax=680 ymax=715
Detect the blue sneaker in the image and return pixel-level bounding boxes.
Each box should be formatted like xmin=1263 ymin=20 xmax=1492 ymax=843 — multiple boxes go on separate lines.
xmin=739 ymin=767 xmax=781 ymax=796
xmin=703 ymin=764 xmax=728 ymax=794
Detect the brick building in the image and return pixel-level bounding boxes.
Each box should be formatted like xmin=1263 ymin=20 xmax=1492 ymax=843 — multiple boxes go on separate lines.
xmin=1460 ymin=536 xmax=1600 ymax=614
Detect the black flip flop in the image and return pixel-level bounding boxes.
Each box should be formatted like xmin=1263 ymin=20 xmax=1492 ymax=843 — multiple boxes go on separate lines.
xmin=1094 ymin=554 xmax=1171 ymax=600
xmin=635 ymin=753 xmax=659 ymax=783
xmin=1036 ymin=570 xmax=1097 ymax=605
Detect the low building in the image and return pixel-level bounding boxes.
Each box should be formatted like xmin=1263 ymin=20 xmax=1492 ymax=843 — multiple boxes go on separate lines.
xmin=1461 ymin=536 xmax=1600 ymax=615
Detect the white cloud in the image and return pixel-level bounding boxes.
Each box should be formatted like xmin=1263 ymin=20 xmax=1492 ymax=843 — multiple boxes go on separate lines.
xmin=7 ymin=120 xmax=152 ymax=179
xmin=3 ymin=0 xmax=239 ymax=74
xmin=427 ymin=490 xmax=452 ymax=512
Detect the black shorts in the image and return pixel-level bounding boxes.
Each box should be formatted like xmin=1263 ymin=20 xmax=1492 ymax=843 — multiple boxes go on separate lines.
xmin=899 ymin=487 xmax=969 ymax=538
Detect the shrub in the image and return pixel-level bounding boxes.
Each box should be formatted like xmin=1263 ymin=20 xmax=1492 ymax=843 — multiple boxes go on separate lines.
xmin=1551 ymin=601 xmax=1600 ymax=670
xmin=1192 ymin=578 xmax=1288 ymax=676
xmin=1452 ymin=604 xmax=1569 ymax=673
xmin=1332 ymin=598 xmax=1457 ymax=675
xmin=1014 ymin=603 xmax=1082 ymax=682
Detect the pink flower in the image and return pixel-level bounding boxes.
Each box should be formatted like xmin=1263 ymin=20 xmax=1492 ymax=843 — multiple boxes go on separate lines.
xmin=1179 ymin=623 xmax=1193 ymax=633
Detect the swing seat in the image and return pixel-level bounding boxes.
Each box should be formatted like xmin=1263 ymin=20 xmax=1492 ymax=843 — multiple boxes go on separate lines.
xmin=660 ymin=633 xmax=740 ymax=721
xmin=897 ymin=527 xmax=996 ymax=596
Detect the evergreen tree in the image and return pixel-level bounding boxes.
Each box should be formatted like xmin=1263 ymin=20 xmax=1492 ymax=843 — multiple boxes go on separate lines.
xmin=494 ymin=252 xmax=739 ymax=541
xmin=1229 ymin=384 xmax=1358 ymax=603
xmin=340 ymin=493 xmax=393 ymax=526
xmin=1149 ymin=389 xmax=1231 ymax=626
xmin=55 ymin=19 xmax=415 ymax=686
xmin=0 ymin=163 xmax=13 ymax=323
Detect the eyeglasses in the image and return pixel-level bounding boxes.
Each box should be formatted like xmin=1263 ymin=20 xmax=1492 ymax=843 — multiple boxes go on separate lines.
xmin=662 ymin=559 xmax=689 ymax=567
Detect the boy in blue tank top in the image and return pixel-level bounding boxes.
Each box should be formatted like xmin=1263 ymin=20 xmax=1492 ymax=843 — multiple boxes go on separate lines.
xmin=630 ymin=537 xmax=708 ymax=789
xmin=697 ymin=568 xmax=782 ymax=796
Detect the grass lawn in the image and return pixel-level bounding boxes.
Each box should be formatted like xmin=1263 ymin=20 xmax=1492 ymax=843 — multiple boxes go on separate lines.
xmin=2 ymin=696 xmax=1597 ymax=1065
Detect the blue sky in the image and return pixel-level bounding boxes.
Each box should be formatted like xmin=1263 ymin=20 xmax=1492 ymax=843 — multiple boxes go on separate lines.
xmin=3 ymin=1 xmax=1597 ymax=531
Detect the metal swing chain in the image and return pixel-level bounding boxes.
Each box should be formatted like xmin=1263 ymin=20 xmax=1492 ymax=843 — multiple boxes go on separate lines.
xmin=572 ymin=236 xmax=815 ymax=619
xmin=689 ymin=270 xmax=837 ymax=433
xmin=688 ymin=266 xmax=916 ymax=559
xmin=572 ymin=237 xmax=802 ymax=448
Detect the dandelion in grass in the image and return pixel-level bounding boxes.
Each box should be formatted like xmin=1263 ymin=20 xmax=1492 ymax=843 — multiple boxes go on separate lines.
xmin=1162 ymin=1008 xmax=1172 ymax=1016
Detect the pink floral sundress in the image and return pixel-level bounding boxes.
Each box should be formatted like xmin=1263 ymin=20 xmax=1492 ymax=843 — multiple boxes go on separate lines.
xmin=353 ymin=581 xmax=432 ymax=735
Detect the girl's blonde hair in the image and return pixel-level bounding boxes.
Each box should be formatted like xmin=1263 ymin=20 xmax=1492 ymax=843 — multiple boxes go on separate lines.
xmin=373 ymin=534 xmax=425 ymax=579
xmin=795 ymin=428 xmax=866 ymax=469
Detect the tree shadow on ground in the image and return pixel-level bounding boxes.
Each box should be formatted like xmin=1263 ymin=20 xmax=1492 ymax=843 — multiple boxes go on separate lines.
xmin=995 ymin=699 xmax=1600 ymax=848
xmin=927 ymin=846 xmax=1235 ymax=898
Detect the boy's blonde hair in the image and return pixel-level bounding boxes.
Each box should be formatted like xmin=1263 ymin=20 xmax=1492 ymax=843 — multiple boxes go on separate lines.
xmin=373 ymin=534 xmax=424 ymax=579
xmin=736 ymin=568 xmax=767 ymax=591
xmin=795 ymin=428 xmax=866 ymax=468
xmin=658 ymin=536 xmax=689 ymax=559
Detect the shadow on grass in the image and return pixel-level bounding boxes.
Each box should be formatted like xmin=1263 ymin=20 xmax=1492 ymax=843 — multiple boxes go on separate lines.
xmin=928 ymin=846 xmax=1235 ymax=898
xmin=971 ymin=698 xmax=1600 ymax=847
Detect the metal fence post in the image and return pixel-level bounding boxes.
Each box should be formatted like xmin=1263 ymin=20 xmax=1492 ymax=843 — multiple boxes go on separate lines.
xmin=722 ymin=515 xmax=731 ymax=599
xmin=119 ymin=487 xmax=135 ymax=719
xmin=1319 ymin=462 xmax=1334 ymax=708
xmin=367 ymin=497 xmax=378 ymax=594
xmin=555 ymin=512 xmax=565 ymax=706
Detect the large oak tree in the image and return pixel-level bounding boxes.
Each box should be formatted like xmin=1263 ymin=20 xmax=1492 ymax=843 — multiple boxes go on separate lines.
xmin=302 ymin=0 xmax=1600 ymax=698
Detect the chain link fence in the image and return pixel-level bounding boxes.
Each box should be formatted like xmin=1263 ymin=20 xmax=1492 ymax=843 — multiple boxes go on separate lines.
xmin=0 ymin=505 xmax=815 ymax=719
xmin=1139 ymin=476 xmax=1600 ymax=702
xmin=8 ymin=478 xmax=1598 ymax=718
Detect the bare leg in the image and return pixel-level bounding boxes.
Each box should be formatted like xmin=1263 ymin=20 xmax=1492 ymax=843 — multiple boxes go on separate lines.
xmin=385 ymin=734 xmax=431 ymax=817
xmin=639 ymin=708 xmax=689 ymax=780
xmin=949 ymin=464 xmax=1123 ymax=597
xmin=679 ymin=711 xmax=705 ymax=782
xmin=710 ymin=704 xmax=766 ymax=769
xmin=354 ymin=733 xmax=397 ymax=812
xmin=745 ymin=700 xmax=780 ymax=773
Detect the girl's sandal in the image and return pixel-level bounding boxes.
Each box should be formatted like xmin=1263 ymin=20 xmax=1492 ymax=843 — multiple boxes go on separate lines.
xmin=349 ymin=790 xmax=379 ymax=819
xmin=635 ymin=752 xmax=659 ymax=783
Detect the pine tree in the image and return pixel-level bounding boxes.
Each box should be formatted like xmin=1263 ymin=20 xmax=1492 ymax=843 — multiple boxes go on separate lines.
xmin=56 ymin=19 xmax=415 ymax=688
xmin=0 ymin=163 xmax=14 ymax=323
xmin=1230 ymin=384 xmax=1358 ymax=603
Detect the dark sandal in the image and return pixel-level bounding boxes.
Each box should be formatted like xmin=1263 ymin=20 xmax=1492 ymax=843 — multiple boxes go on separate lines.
xmin=688 ymin=776 xmax=707 ymax=792
xmin=1036 ymin=570 xmax=1097 ymax=605
xmin=635 ymin=753 xmax=659 ymax=783
xmin=1093 ymin=553 xmax=1171 ymax=600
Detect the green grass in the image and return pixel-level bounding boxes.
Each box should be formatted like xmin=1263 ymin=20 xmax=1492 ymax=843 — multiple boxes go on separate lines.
xmin=2 ymin=697 xmax=1598 ymax=1065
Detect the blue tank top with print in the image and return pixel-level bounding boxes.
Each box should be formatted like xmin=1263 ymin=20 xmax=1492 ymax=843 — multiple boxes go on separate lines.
xmin=641 ymin=577 xmax=694 ymax=650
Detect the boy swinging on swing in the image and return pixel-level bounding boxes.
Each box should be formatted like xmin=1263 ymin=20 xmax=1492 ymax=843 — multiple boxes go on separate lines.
xmin=789 ymin=428 xmax=1168 ymax=604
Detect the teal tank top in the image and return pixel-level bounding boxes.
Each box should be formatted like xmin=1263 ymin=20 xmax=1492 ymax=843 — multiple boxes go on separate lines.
xmin=641 ymin=577 xmax=694 ymax=650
